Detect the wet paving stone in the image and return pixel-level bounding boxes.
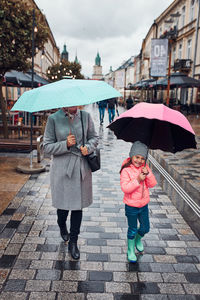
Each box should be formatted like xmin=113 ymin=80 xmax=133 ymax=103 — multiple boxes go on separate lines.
xmin=36 ymin=244 xmax=58 ymax=252
xmin=77 ymin=281 xmax=104 ymax=293
xmin=2 ymin=208 xmax=16 ymax=215
xmin=89 ymin=271 xmax=113 ymax=281
xmin=36 ymin=269 xmax=61 ymax=280
xmin=131 ymin=282 xmax=160 ymax=294
xmin=5 ymin=220 xmax=21 ymax=229
xmin=86 ymin=226 xmax=105 ymax=232
xmin=99 ymin=233 xmax=119 ymax=239
xmin=16 ymin=224 xmax=32 ymax=233
xmin=175 ymin=255 xmax=199 ymax=263
xmin=114 ymin=295 xmax=140 ymax=300
xmin=128 ymin=262 xmax=152 ymax=273
xmin=87 ymin=253 xmax=109 ymax=262
xmin=4 ymin=279 xmax=26 ymax=291
xmin=160 ymin=234 xmax=180 ymax=241
xmin=0 ymin=228 xmax=16 ymax=239
xmin=54 ymin=260 xmax=80 ymax=270
xmin=87 ymin=238 xmax=107 ymax=246
xmin=154 ymin=223 xmax=173 ymax=229
xmin=13 ymin=259 xmax=31 ymax=269
xmin=145 ymin=247 xmax=166 ymax=255
xmin=0 ymin=255 xmax=17 ymax=268
xmin=184 ymin=272 xmax=200 ymax=283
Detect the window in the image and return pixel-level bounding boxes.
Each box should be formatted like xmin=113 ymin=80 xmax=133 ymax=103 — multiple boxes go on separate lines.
xmin=178 ymin=43 xmax=182 ymax=59
xmin=172 ymin=47 xmax=176 ymax=65
xmin=190 ymin=0 xmax=195 ymax=22
xmin=187 ymin=39 xmax=192 ymax=59
xmin=176 ymin=11 xmax=180 ymax=29
xmin=182 ymin=6 xmax=185 ymax=27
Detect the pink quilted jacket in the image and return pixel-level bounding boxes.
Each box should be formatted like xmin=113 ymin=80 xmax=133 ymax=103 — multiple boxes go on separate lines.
xmin=120 ymin=158 xmax=157 ymax=208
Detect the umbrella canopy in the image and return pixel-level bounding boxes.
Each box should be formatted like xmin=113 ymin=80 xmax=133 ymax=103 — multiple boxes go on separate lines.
xmin=4 ymin=70 xmax=49 ymax=87
xmin=151 ymin=72 xmax=200 ymax=88
xmin=107 ymin=102 xmax=197 ymax=153
xmin=11 ymin=79 xmax=121 ymax=113
xmin=129 ymin=79 xmax=155 ymax=90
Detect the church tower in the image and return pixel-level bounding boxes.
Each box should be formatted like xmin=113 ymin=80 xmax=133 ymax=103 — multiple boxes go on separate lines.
xmin=61 ymin=44 xmax=68 ymax=61
xmin=92 ymin=51 xmax=103 ymax=80
xmin=74 ymin=51 xmax=79 ymax=64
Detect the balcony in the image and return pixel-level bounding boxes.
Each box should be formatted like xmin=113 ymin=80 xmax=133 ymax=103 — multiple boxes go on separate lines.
xmin=160 ymin=26 xmax=178 ymax=40
xmin=174 ymin=59 xmax=192 ymax=71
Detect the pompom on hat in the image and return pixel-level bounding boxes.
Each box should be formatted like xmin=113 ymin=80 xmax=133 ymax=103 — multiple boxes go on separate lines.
xmin=129 ymin=141 xmax=148 ymax=160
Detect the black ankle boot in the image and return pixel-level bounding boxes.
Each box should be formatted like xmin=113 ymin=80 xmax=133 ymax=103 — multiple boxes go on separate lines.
xmin=59 ymin=226 xmax=69 ymax=242
xmin=68 ymin=241 xmax=80 ymax=260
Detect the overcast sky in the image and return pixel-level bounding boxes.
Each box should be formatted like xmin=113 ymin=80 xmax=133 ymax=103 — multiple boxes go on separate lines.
xmin=35 ymin=0 xmax=173 ymax=78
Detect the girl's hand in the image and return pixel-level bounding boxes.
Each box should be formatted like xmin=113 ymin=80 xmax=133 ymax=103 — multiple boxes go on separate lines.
xmin=137 ymin=172 xmax=147 ymax=183
xmin=67 ymin=134 xmax=76 ymax=147
xmin=142 ymin=167 xmax=149 ymax=176
xmin=80 ymin=145 xmax=88 ymax=156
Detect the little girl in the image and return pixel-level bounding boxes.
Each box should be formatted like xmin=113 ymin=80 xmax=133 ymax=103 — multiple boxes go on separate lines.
xmin=120 ymin=141 xmax=157 ymax=263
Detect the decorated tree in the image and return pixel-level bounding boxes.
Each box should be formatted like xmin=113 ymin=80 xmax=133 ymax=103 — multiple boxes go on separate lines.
xmin=0 ymin=0 xmax=48 ymax=138
xmin=46 ymin=60 xmax=84 ymax=82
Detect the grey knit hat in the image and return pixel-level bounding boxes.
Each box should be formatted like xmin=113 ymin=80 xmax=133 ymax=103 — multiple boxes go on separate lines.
xmin=129 ymin=141 xmax=148 ymax=159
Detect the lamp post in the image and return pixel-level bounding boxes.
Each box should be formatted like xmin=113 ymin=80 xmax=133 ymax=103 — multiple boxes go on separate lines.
xmin=162 ymin=13 xmax=180 ymax=106
xmin=124 ymin=67 xmax=127 ymax=103
xmin=30 ymin=8 xmax=36 ymax=168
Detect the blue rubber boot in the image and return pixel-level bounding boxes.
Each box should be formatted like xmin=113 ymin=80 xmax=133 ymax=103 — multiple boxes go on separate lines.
xmin=135 ymin=233 xmax=144 ymax=252
xmin=127 ymin=238 xmax=137 ymax=263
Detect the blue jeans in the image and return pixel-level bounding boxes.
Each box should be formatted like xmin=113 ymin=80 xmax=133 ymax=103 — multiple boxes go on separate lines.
xmin=125 ymin=204 xmax=150 ymax=240
xmin=99 ymin=107 xmax=106 ymax=123
xmin=108 ymin=108 xmax=115 ymax=123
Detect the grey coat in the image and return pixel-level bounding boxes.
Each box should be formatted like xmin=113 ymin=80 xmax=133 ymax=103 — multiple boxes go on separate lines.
xmin=43 ymin=109 xmax=98 ymax=210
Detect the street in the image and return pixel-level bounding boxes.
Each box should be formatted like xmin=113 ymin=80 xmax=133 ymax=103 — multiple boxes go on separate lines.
xmin=0 ymin=104 xmax=199 ymax=299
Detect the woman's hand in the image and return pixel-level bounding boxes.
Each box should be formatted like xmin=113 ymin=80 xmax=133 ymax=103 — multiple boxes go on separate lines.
xmin=67 ymin=134 xmax=76 ymax=148
xmin=80 ymin=145 xmax=88 ymax=156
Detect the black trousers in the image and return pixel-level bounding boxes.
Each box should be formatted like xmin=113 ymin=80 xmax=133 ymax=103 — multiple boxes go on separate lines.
xmin=57 ymin=209 xmax=82 ymax=242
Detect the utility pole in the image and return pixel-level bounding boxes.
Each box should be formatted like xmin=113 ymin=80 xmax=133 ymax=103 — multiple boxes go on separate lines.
xmin=166 ymin=40 xmax=172 ymax=106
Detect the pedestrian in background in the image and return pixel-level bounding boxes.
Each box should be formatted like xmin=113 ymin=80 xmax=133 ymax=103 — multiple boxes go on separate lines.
xmin=126 ymin=95 xmax=134 ymax=110
xmin=107 ymin=98 xmax=118 ymax=123
xmin=120 ymin=141 xmax=157 ymax=262
xmin=97 ymin=100 xmax=108 ymax=125
xmin=44 ymin=106 xmax=98 ymax=260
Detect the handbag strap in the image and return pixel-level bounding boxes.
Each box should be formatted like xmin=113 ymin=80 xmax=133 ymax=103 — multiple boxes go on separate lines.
xmin=80 ymin=111 xmax=85 ymax=146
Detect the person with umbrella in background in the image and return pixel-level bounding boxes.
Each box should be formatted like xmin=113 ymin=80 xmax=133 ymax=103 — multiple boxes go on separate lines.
xmin=120 ymin=141 xmax=157 ymax=263
xmin=43 ymin=106 xmax=98 ymax=260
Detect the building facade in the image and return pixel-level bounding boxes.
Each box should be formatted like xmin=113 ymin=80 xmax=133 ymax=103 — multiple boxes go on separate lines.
xmin=141 ymin=0 xmax=200 ymax=103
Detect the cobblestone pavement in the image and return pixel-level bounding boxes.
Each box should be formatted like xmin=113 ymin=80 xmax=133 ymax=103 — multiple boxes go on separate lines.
xmin=0 ymin=105 xmax=200 ymax=299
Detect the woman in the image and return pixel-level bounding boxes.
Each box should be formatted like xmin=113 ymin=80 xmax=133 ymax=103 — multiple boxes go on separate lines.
xmin=44 ymin=106 xmax=98 ymax=259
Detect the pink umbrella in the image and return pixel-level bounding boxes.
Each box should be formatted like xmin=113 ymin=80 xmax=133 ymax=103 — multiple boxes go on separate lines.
xmin=107 ymin=102 xmax=196 ymax=153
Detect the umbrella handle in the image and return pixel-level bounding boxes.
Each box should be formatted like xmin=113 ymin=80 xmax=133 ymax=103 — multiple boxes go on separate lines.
xmin=142 ymin=147 xmax=149 ymax=198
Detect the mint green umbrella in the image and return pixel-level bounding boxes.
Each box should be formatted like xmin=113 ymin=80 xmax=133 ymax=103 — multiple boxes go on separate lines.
xmin=11 ymin=79 xmax=121 ymax=113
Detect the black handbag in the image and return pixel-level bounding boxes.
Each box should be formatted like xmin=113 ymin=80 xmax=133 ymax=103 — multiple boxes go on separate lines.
xmin=80 ymin=111 xmax=100 ymax=172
